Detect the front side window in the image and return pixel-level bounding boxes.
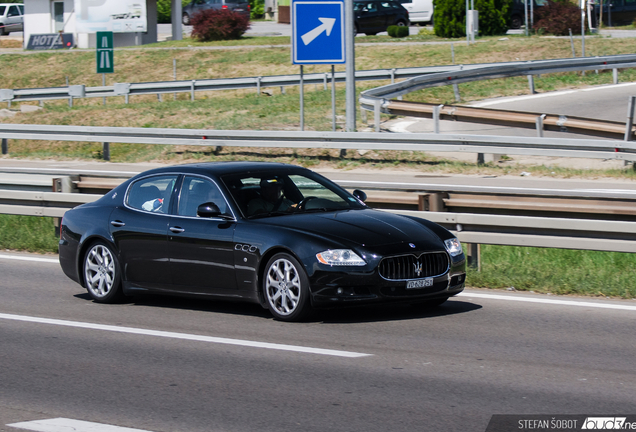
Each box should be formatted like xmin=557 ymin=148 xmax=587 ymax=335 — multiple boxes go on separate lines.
xmin=8 ymin=5 xmax=19 ymax=16
xmin=177 ymin=176 xmax=228 ymax=217
xmin=126 ymin=175 xmax=178 ymax=214
xmin=221 ymin=171 xmax=365 ymax=218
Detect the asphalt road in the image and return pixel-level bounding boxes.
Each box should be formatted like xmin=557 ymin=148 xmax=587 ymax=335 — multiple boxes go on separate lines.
xmin=1 ymin=253 xmax=635 ymax=432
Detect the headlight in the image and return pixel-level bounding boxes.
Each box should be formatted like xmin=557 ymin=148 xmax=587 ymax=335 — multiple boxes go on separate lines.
xmin=316 ymin=249 xmax=366 ymax=266
xmin=444 ymin=238 xmax=463 ymax=257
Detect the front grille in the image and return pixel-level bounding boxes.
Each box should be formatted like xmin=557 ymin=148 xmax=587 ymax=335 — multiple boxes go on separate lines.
xmin=379 ymin=252 xmax=449 ymax=280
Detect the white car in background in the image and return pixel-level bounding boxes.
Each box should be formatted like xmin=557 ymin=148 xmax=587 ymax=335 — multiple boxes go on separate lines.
xmin=0 ymin=3 xmax=23 ymax=35
xmin=399 ymin=0 xmax=433 ymax=25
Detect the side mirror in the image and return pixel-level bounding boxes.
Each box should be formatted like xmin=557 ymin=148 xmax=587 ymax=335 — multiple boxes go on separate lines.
xmin=353 ymin=189 xmax=367 ymax=202
xmin=197 ymin=202 xmax=222 ymax=218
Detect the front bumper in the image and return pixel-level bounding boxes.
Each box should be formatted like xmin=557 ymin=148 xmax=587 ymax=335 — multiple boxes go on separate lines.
xmin=308 ymin=265 xmax=466 ymax=307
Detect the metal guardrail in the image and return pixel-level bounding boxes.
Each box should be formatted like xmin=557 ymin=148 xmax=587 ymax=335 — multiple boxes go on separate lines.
xmin=0 ymin=55 xmax=630 ymax=105
xmin=359 ymin=54 xmax=636 ymax=110
xmin=0 ymin=64 xmax=480 ymax=104
xmin=1 ymin=187 xmax=633 ymax=253
xmin=0 ymin=189 xmax=101 ymax=218
xmin=1 ymin=124 xmax=636 ymax=161
xmin=390 ymin=210 xmax=636 ymax=254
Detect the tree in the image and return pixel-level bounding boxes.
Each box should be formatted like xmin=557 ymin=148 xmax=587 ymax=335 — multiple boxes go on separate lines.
xmin=433 ymin=0 xmax=511 ymax=38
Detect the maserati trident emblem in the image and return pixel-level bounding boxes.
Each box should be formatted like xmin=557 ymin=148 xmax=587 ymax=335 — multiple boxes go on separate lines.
xmin=414 ymin=261 xmax=423 ymax=277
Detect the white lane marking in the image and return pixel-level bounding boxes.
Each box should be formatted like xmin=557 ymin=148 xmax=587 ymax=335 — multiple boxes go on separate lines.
xmin=8 ymin=418 xmax=152 ymax=432
xmin=458 ymin=292 xmax=636 ymax=311
xmin=0 ymin=254 xmax=58 ymax=264
xmin=0 ymin=313 xmax=371 ymax=358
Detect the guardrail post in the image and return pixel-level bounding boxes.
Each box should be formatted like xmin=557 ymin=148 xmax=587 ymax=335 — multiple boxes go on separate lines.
xmin=453 ymin=84 xmax=460 ymax=102
xmin=280 ymin=86 xmax=286 ymax=94
xmin=466 ymin=243 xmax=481 ymax=270
xmin=433 ymin=104 xmax=443 ymax=134
xmin=374 ymin=99 xmax=382 ymax=132
xmin=256 ymin=76 xmax=261 ymax=96
xmin=613 ymin=68 xmax=619 ymax=85
xmin=1 ymin=138 xmax=7 ymax=155
xmin=68 ymin=97 xmax=73 ymax=108
xmin=324 ymin=73 xmax=328 ymax=90
xmin=625 ymin=96 xmax=635 ymax=142
xmin=157 ymin=94 xmax=162 ymax=102
xmin=536 ymin=114 xmax=546 ymax=137
xmin=103 ymin=142 xmax=110 ymax=161
xmin=191 ymin=80 xmax=195 ymax=101
xmin=528 ymin=75 xmax=535 ymax=94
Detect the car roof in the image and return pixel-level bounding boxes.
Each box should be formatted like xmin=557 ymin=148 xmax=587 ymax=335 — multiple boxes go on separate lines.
xmin=133 ymin=161 xmax=308 ymax=179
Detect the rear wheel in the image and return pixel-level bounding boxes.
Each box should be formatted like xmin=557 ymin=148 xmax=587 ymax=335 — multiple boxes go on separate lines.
xmin=396 ymin=20 xmax=407 ymax=26
xmin=182 ymin=13 xmax=191 ymax=25
xmin=263 ymin=253 xmax=312 ymax=322
xmin=83 ymin=242 xmax=124 ymax=303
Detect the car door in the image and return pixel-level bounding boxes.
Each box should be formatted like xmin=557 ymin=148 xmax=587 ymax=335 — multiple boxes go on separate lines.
xmin=6 ymin=5 xmax=22 ymax=33
xmin=168 ymin=175 xmax=238 ymax=294
xmin=110 ymin=174 xmax=178 ymax=291
xmin=355 ymin=1 xmax=383 ymax=33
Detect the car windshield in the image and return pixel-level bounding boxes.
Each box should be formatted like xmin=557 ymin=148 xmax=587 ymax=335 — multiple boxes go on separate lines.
xmin=221 ymin=171 xmax=366 ymax=219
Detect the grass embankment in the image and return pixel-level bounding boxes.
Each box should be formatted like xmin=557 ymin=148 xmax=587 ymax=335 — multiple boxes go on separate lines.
xmin=2 ymin=33 xmax=636 ymax=298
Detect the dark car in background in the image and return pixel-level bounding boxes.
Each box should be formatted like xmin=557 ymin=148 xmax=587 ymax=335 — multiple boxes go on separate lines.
xmin=509 ymin=0 xmax=547 ymax=29
xmin=353 ymin=0 xmax=410 ymax=35
xmin=58 ymin=162 xmax=466 ymax=322
xmin=182 ymin=0 xmax=250 ymax=25
xmin=594 ymin=0 xmax=636 ymax=26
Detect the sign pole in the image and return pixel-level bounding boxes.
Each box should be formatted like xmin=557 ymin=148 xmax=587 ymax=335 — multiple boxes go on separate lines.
xmin=345 ymin=0 xmax=355 ymax=133
xmin=300 ymin=65 xmax=304 ymax=131
xmin=331 ymin=65 xmax=336 ymax=132
xmin=102 ymin=73 xmax=106 ymax=106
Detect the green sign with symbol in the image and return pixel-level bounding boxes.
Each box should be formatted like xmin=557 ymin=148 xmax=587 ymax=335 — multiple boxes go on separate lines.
xmin=96 ymin=31 xmax=114 ymax=73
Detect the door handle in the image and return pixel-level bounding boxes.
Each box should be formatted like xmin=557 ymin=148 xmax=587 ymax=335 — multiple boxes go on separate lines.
xmin=170 ymin=226 xmax=185 ymax=233
xmin=110 ymin=220 xmax=125 ymax=227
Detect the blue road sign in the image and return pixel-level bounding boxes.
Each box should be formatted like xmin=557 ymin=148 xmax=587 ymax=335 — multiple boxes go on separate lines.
xmin=292 ymin=0 xmax=345 ymax=64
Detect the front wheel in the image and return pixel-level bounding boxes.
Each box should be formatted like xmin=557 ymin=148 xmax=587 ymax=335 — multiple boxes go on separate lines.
xmin=83 ymin=242 xmax=124 ymax=303
xmin=263 ymin=253 xmax=312 ymax=321
xmin=182 ymin=13 xmax=191 ymax=25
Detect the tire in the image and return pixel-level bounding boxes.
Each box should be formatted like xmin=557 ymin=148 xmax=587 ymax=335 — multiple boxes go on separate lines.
xmin=510 ymin=15 xmax=522 ymax=29
xmin=263 ymin=253 xmax=312 ymax=322
xmin=396 ymin=20 xmax=407 ymax=26
xmin=353 ymin=23 xmax=358 ymax=37
xmin=182 ymin=13 xmax=191 ymax=26
xmin=83 ymin=241 xmax=124 ymax=303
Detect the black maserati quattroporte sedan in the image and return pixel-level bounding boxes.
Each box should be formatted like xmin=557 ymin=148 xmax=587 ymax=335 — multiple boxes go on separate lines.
xmin=59 ymin=162 xmax=466 ymax=321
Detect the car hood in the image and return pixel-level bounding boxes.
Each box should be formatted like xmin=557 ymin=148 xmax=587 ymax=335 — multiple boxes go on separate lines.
xmin=258 ymin=209 xmax=446 ymax=250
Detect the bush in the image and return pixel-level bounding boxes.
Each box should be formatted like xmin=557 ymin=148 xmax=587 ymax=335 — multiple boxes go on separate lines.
xmin=433 ymin=0 xmax=510 ymax=37
xmin=533 ymin=0 xmax=582 ymax=35
xmin=475 ymin=0 xmax=510 ymax=36
xmin=191 ymin=9 xmax=251 ymax=41
xmin=433 ymin=0 xmax=466 ymax=38
xmin=387 ymin=25 xmax=410 ymax=37
xmin=250 ymin=0 xmax=265 ymax=19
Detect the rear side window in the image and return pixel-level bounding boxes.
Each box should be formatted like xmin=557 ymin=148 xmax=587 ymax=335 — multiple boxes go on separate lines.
xmin=0 ymin=6 xmax=6 ymax=15
xmin=126 ymin=175 xmax=178 ymax=213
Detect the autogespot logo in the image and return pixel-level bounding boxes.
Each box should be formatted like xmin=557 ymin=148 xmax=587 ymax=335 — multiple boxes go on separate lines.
xmin=582 ymin=417 xmax=629 ymax=430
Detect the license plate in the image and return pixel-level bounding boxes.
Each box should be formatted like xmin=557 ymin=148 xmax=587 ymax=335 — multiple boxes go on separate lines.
xmin=406 ymin=278 xmax=433 ymax=289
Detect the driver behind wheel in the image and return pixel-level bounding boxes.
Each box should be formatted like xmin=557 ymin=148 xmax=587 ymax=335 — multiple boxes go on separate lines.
xmin=247 ymin=177 xmax=293 ymax=215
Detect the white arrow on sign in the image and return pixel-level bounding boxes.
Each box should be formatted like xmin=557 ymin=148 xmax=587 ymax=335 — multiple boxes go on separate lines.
xmin=301 ymin=17 xmax=336 ymax=45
